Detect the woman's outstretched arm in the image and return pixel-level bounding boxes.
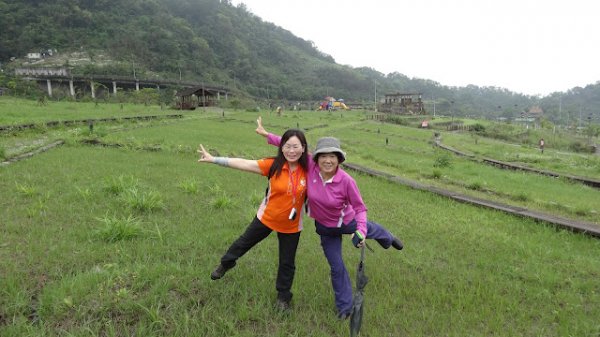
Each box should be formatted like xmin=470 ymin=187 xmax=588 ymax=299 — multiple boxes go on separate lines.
xmin=197 ymin=144 xmax=261 ymax=174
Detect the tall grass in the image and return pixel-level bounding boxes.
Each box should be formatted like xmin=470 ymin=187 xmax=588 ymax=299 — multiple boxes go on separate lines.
xmin=1 ymin=106 xmax=600 ymax=336
xmin=120 ymin=188 xmax=165 ymax=213
xmin=94 ymin=214 xmax=144 ymax=242
xmin=103 ymin=175 xmax=139 ymax=195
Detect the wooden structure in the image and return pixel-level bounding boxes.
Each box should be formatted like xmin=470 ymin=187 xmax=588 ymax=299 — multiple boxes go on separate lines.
xmin=15 ymin=67 xmax=70 ymax=77
xmin=379 ymin=92 xmax=425 ymax=114
xmin=515 ymin=105 xmax=543 ymax=129
xmin=175 ymin=85 xmax=226 ymax=110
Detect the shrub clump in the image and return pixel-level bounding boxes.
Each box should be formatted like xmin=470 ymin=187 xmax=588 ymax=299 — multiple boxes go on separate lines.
xmin=94 ymin=215 xmax=143 ymax=242
xmin=121 ymin=188 xmax=165 ymax=212
xmin=211 ymin=193 xmax=234 ymax=209
xmin=569 ymin=141 xmax=594 ymax=154
xmin=467 ymin=181 xmax=484 ymax=191
xmin=512 ymin=193 xmax=530 ymax=202
xmin=471 ymin=123 xmax=486 ymax=132
xmin=433 ymin=154 xmax=452 ymax=168
xmin=103 ymin=175 xmax=139 ymax=195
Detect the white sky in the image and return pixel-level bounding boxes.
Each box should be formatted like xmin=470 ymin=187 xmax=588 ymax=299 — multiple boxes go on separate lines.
xmin=231 ymin=0 xmax=600 ymax=97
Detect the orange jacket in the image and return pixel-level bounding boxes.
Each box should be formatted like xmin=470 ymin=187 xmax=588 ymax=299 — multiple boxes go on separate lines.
xmin=256 ymin=158 xmax=307 ymax=233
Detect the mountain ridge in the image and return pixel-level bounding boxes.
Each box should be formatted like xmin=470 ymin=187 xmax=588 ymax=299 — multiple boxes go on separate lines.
xmin=0 ymin=0 xmax=599 ymax=124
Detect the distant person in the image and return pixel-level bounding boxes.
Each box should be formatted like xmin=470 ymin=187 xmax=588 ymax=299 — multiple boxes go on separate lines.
xmin=539 ymin=138 xmax=545 ymax=154
xmin=197 ymin=129 xmax=309 ymax=311
xmin=255 ymin=117 xmax=403 ymax=319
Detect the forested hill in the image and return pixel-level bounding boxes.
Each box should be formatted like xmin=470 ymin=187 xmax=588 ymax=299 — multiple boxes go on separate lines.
xmin=1 ymin=0 xmax=599 ymax=124
xmin=1 ymin=0 xmax=369 ymax=100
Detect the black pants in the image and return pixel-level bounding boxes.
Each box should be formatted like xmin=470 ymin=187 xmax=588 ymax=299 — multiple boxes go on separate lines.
xmin=220 ymin=216 xmax=301 ymax=301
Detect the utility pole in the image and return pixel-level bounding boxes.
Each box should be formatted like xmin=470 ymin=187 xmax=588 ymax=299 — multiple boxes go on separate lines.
xmin=558 ymin=95 xmax=562 ymax=125
xmin=374 ymin=81 xmax=377 ymax=112
xmin=132 ymin=59 xmax=136 ymax=79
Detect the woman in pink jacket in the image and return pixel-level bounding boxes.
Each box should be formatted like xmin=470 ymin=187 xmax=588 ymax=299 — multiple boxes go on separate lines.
xmin=256 ymin=117 xmax=403 ymax=319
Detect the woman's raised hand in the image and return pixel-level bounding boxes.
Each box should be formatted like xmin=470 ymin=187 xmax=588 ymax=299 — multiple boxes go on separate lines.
xmin=255 ymin=116 xmax=268 ymax=137
xmin=197 ymin=144 xmax=214 ymax=163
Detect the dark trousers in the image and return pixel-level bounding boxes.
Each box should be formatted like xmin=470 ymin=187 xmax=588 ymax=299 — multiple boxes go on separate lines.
xmin=318 ymin=219 xmax=394 ymax=315
xmin=220 ymin=216 xmax=301 ymax=301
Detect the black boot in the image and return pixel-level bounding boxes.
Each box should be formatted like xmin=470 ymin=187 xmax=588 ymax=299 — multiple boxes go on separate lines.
xmin=276 ymin=292 xmax=292 ymax=312
xmin=210 ymin=263 xmax=235 ymax=280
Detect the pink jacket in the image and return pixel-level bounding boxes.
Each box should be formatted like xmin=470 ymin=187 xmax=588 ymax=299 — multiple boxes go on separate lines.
xmin=267 ymin=133 xmax=367 ymax=237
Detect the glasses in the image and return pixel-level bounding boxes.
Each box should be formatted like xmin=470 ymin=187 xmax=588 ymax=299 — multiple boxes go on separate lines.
xmin=283 ymin=144 xmax=302 ymax=151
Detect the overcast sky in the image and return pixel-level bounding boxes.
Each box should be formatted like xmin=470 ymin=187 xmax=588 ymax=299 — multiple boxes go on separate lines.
xmin=231 ymin=0 xmax=600 ymax=97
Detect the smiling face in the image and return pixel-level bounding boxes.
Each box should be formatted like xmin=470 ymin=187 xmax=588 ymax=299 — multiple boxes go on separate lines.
xmin=281 ymin=136 xmax=305 ymax=163
xmin=317 ymin=153 xmax=340 ymax=178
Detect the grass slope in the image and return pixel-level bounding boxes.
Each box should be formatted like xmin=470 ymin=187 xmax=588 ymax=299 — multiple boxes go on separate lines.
xmin=1 ymin=100 xmax=599 ymax=336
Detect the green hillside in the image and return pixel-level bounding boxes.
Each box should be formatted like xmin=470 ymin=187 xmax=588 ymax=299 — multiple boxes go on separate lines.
xmin=1 ymin=0 xmax=600 ymax=126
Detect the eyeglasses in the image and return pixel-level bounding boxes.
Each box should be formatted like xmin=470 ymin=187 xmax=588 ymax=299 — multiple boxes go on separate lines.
xmin=283 ymin=144 xmax=302 ymax=151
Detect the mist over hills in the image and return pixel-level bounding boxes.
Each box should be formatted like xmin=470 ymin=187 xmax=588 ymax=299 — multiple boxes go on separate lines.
xmin=1 ymin=0 xmax=599 ymax=124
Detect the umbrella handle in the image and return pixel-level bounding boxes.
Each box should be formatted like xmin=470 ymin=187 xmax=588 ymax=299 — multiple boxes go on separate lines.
xmin=360 ymin=244 xmax=365 ymax=263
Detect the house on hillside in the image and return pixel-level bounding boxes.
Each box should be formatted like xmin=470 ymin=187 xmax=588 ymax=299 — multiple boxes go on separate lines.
xmin=175 ymin=86 xmax=223 ymax=109
xmin=26 ymin=49 xmax=56 ymax=60
xmin=378 ymin=92 xmax=426 ymax=114
xmin=515 ymin=105 xmax=543 ymax=129
xmin=528 ymin=105 xmax=544 ymax=118
xmin=27 ymin=53 xmax=41 ymax=60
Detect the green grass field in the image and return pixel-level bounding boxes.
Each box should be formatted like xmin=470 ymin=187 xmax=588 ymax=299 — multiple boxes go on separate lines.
xmin=1 ymin=98 xmax=600 ymax=336
xmin=0 ymin=97 xmax=178 ymax=125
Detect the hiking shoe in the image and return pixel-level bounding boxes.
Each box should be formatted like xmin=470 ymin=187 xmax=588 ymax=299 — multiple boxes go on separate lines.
xmin=210 ymin=263 xmax=233 ymax=280
xmin=276 ymin=297 xmax=291 ymax=312
xmin=337 ymin=311 xmax=351 ymax=320
xmin=392 ymin=237 xmax=404 ymax=250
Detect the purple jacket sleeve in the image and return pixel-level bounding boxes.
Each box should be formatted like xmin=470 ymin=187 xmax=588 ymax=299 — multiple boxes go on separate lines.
xmin=345 ymin=176 xmax=368 ymax=238
xmin=267 ymin=133 xmax=281 ymax=147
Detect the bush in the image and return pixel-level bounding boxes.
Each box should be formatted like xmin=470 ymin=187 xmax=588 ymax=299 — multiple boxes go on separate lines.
xmin=471 ymin=123 xmax=486 ymax=132
xmin=569 ymin=141 xmax=594 ymax=153
xmin=467 ymin=181 xmax=483 ymax=191
xmin=385 ymin=115 xmax=411 ymax=126
xmin=512 ymin=192 xmax=529 ymax=202
xmin=433 ymin=154 xmax=452 ymax=168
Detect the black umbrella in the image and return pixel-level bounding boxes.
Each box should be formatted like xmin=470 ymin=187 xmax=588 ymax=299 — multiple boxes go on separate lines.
xmin=349 ymin=244 xmax=368 ymax=337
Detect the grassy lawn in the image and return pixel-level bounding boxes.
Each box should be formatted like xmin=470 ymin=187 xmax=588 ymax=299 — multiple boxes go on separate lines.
xmin=441 ymin=129 xmax=600 ymax=180
xmin=0 ymin=97 xmax=181 ymax=126
xmin=1 ymin=98 xmax=600 ymax=336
